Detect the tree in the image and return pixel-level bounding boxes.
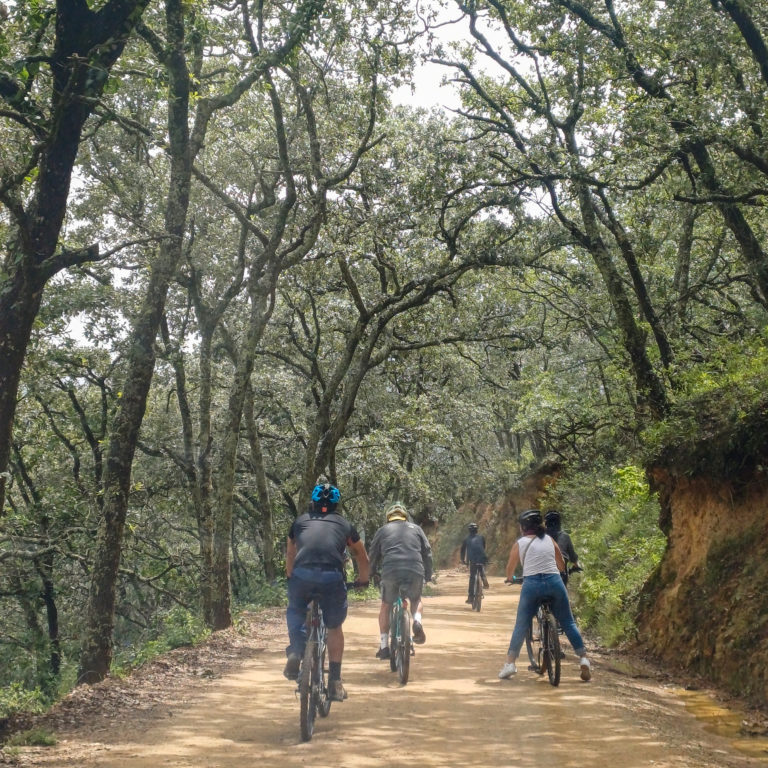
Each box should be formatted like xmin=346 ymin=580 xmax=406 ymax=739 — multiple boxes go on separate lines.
xmin=0 ymin=0 xmax=153 ymax=514
xmin=79 ymin=0 xmax=330 ymax=681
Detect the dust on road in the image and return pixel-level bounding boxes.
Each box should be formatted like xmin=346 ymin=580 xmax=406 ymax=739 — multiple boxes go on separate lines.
xmin=14 ymin=572 xmax=768 ymax=767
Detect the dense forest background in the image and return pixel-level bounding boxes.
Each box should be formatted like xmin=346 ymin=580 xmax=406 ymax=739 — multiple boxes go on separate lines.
xmin=2 ymin=0 xmax=767 ymax=719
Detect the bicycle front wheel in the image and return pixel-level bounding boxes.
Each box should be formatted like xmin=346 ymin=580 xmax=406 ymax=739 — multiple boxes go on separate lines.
xmin=542 ymin=611 xmax=561 ymax=686
xmin=299 ymin=640 xmax=317 ymax=741
xmin=396 ymin=608 xmax=411 ymax=685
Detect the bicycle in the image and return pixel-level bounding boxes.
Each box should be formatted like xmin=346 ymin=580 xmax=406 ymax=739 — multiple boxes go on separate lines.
xmin=508 ymin=576 xmax=561 ymax=686
xmin=297 ymin=595 xmax=332 ymax=741
xmin=388 ymin=586 xmax=412 ymax=685
xmin=297 ymin=581 xmax=365 ymax=741
xmin=471 ymin=564 xmax=485 ymax=612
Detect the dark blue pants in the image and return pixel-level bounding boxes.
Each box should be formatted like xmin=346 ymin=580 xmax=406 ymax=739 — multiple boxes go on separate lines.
xmin=285 ymin=567 xmax=347 ymax=658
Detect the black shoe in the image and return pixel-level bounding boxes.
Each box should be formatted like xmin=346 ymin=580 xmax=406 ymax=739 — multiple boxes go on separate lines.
xmin=412 ymin=621 xmax=426 ymax=645
xmin=376 ymin=646 xmax=391 ymax=660
xmin=329 ymin=679 xmax=348 ymax=701
xmin=283 ymin=653 xmax=301 ymax=681
xmin=465 ymin=597 xmax=473 ymax=604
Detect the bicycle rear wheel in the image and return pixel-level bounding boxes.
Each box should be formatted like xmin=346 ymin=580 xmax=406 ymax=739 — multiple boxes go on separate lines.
xmin=396 ymin=607 xmax=411 ymax=685
xmin=316 ymin=638 xmax=331 ymax=717
xmin=389 ymin=605 xmax=398 ymax=672
xmin=472 ymin=569 xmax=483 ymax=611
xmin=299 ymin=639 xmax=317 ymax=741
xmin=542 ymin=611 xmax=561 ymax=686
xmin=525 ymin=612 xmax=543 ymax=673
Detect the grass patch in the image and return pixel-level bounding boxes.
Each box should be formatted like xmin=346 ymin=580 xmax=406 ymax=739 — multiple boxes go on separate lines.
xmin=5 ymin=728 xmax=57 ymax=747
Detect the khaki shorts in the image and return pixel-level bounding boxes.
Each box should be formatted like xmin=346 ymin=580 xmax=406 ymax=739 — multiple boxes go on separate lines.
xmin=380 ymin=570 xmax=424 ymax=605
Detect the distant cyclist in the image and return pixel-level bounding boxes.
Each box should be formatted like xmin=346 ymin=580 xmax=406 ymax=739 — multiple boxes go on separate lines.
xmin=498 ymin=509 xmax=591 ymax=682
xmin=284 ymin=482 xmax=370 ymax=701
xmin=544 ymin=510 xmax=581 ymax=586
xmin=368 ymin=502 xmax=433 ymax=658
xmin=460 ymin=522 xmax=489 ymax=604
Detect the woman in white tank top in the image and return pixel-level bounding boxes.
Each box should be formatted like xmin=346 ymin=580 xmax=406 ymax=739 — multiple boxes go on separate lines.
xmin=498 ymin=509 xmax=591 ymax=682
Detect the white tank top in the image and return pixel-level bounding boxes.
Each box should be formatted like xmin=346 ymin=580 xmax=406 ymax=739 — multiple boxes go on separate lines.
xmin=518 ymin=535 xmax=560 ymax=577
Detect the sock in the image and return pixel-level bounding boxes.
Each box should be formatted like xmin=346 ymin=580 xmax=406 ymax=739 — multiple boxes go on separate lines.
xmin=329 ymin=661 xmax=342 ymax=681
xmin=414 ymin=612 xmax=422 ymax=624
xmin=380 ymin=633 xmax=388 ymax=649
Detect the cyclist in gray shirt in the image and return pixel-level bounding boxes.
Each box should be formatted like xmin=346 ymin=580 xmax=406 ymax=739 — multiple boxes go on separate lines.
xmin=368 ymin=502 xmax=433 ymax=659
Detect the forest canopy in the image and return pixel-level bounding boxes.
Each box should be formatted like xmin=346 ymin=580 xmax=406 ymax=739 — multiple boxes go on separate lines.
xmin=1 ymin=0 xmax=767 ymax=712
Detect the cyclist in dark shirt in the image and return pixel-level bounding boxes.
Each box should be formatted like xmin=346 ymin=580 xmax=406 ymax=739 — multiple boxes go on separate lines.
xmin=544 ymin=510 xmax=580 ymax=586
xmin=284 ymin=483 xmax=370 ymax=702
xmin=368 ymin=502 xmax=433 ymax=658
xmin=460 ymin=522 xmax=489 ymax=604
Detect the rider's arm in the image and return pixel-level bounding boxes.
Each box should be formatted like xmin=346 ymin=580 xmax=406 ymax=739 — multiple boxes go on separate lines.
xmin=553 ymin=540 xmax=567 ymax=573
xmin=564 ymin=534 xmax=579 ymax=567
xmin=505 ymin=541 xmax=520 ymax=581
xmin=286 ymin=536 xmax=297 ymax=578
xmin=367 ymin=531 xmax=381 ymax=577
xmin=348 ymin=537 xmax=370 ymax=583
xmin=421 ymin=531 xmax=433 ymax=582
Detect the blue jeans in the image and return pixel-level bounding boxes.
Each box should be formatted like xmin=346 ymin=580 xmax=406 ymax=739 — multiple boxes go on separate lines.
xmin=507 ymin=573 xmax=586 ymax=658
xmin=286 ymin=567 xmax=347 ymax=658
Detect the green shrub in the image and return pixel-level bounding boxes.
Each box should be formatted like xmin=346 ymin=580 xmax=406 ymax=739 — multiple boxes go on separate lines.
xmin=162 ymin=606 xmax=210 ymax=650
xmin=0 ymin=683 xmax=48 ymax=720
xmin=234 ymin=576 xmax=288 ymax=610
xmin=5 ymin=728 xmax=57 ymax=747
xmin=112 ymin=606 xmax=210 ymax=673
xmin=543 ymin=463 xmax=666 ymax=645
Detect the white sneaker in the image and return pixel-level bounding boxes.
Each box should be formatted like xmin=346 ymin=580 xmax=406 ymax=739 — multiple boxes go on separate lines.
xmin=498 ymin=662 xmax=517 ymax=679
xmin=579 ymin=657 xmax=591 ymax=681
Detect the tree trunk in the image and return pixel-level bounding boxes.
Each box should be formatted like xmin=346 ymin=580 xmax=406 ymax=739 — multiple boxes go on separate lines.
xmin=78 ymin=0 xmax=192 ymax=683
xmin=0 ymin=288 xmax=45 ymax=514
xmin=210 ymin=290 xmax=274 ymax=629
xmin=563 ymin=129 xmax=669 ymax=419
xmin=244 ymin=386 xmax=277 ymax=581
xmin=673 ymin=206 xmax=696 ymax=324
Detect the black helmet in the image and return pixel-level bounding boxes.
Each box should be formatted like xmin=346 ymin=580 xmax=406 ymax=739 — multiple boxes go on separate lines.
xmin=468 ymin=522 xmax=478 ymax=532
xmin=518 ymin=509 xmax=543 ymax=528
xmin=544 ymin=510 xmax=561 ymax=527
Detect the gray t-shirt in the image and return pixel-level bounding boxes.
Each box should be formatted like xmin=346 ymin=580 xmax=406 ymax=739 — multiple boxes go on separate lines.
xmin=368 ymin=520 xmax=432 ymax=581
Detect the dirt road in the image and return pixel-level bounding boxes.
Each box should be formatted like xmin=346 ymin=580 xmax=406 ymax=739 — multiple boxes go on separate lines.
xmin=14 ymin=572 xmax=768 ymax=767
